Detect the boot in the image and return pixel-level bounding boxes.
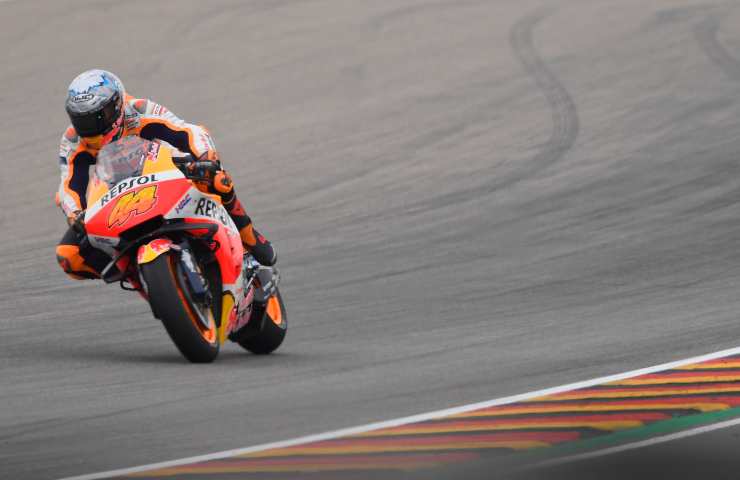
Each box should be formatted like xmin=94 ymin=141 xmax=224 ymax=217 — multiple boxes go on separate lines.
xmin=238 ymin=222 xmax=277 ymax=267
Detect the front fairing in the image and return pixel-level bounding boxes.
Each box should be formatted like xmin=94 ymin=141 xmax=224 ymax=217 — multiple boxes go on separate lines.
xmin=82 ymin=138 xmax=250 ymax=345
xmin=84 ymin=139 xmax=191 ymax=251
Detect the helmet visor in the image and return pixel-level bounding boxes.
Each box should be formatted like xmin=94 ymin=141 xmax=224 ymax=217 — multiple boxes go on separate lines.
xmin=68 ymin=95 xmax=122 ymax=138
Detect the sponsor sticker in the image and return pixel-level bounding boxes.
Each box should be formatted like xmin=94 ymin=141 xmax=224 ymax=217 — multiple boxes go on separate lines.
xmin=124 ymin=114 xmax=140 ymax=130
xmin=146 ymin=141 xmax=161 ymax=160
xmin=199 ymin=132 xmax=216 ymax=151
xmin=174 ymin=194 xmax=192 ymax=214
xmin=100 ymin=174 xmax=158 ymax=207
xmin=233 ymin=287 xmax=255 ymax=333
xmin=194 ymin=197 xmax=230 ymax=225
xmin=136 ymin=238 xmax=172 ymax=264
xmin=59 ymin=139 xmax=73 ymax=159
xmin=62 ymin=196 xmax=78 ymax=216
xmin=72 ymin=93 xmax=94 ymax=103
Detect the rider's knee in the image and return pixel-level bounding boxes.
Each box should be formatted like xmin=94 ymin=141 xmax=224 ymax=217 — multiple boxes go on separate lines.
xmin=56 ymin=244 xmax=100 ymax=280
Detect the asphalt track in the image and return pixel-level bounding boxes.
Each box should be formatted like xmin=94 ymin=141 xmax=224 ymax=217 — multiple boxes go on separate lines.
xmin=3 ymin=0 xmax=740 ymax=479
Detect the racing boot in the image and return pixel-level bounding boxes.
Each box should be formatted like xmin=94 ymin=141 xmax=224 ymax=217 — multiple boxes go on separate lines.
xmin=214 ymin=171 xmax=277 ymax=266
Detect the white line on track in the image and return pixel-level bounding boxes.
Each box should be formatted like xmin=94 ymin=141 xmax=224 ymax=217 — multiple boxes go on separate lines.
xmin=59 ymin=345 xmax=740 ymax=480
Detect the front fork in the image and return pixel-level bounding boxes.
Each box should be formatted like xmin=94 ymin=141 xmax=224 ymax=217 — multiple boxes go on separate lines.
xmin=136 ymin=238 xmax=211 ymax=330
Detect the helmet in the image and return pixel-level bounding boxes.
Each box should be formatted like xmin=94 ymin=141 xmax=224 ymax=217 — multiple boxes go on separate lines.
xmin=65 ymin=69 xmax=125 ymax=148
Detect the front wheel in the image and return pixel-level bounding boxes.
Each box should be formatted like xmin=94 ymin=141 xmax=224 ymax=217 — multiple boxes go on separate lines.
xmin=141 ymin=252 xmax=219 ymax=363
xmin=237 ymin=287 xmax=287 ymax=355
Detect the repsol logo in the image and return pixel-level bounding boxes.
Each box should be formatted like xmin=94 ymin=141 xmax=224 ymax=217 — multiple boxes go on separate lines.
xmin=194 ymin=198 xmax=230 ymax=225
xmin=100 ymin=174 xmax=158 ymax=206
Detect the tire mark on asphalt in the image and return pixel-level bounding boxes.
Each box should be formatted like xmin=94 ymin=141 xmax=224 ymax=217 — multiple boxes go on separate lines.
xmin=383 ymin=7 xmax=580 ymax=217
xmin=507 ymin=7 xmax=579 ymax=186
xmin=695 ymin=15 xmax=740 ymax=82
xmin=288 ymin=6 xmax=580 ymax=223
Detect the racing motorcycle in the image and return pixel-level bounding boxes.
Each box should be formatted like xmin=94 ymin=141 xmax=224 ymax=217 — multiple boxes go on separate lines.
xmin=83 ymin=136 xmax=286 ymax=362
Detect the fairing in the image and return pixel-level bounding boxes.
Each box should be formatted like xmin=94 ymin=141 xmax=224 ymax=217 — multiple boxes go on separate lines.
xmin=82 ymin=137 xmax=249 ymax=343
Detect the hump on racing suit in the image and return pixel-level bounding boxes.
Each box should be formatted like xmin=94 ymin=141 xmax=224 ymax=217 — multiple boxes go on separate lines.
xmin=57 ymin=95 xmax=217 ymax=218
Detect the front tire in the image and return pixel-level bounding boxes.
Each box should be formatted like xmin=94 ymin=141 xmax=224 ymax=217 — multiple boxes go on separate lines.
xmin=141 ymin=252 xmax=219 ymax=363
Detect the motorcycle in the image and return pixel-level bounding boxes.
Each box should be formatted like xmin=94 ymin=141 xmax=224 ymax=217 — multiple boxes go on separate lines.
xmin=82 ymin=136 xmax=286 ymax=362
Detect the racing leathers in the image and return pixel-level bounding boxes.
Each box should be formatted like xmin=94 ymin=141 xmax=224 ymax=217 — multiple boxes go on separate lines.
xmin=55 ymin=95 xmax=275 ymax=280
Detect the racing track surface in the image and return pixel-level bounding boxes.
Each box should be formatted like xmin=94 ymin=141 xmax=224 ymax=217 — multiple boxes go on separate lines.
xmin=3 ymin=0 xmax=740 ymax=478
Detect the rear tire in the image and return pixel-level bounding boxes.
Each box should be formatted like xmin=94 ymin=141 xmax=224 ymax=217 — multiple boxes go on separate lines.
xmin=141 ymin=252 xmax=219 ymax=363
xmin=237 ymin=287 xmax=287 ymax=355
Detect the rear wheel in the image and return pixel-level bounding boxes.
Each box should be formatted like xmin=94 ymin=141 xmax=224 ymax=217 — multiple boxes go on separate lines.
xmin=141 ymin=251 xmax=219 ymax=363
xmin=237 ymin=287 xmax=287 ymax=355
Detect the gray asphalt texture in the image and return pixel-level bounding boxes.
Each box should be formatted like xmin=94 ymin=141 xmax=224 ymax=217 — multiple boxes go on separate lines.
xmin=3 ymin=0 xmax=740 ymax=479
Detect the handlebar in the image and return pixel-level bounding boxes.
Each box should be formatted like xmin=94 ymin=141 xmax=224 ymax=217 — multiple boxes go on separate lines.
xmin=172 ymin=157 xmax=221 ymax=180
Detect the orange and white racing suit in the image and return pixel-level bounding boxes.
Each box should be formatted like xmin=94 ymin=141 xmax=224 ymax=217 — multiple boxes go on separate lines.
xmin=56 ymin=95 xmax=275 ymax=280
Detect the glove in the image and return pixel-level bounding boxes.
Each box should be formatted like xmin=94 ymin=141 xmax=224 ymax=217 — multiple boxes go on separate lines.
xmin=67 ymin=210 xmax=86 ymax=235
xmin=177 ymin=152 xmax=233 ymax=195
xmin=183 ymin=160 xmax=218 ymax=179
xmin=180 ymin=152 xmax=220 ymax=179
xmin=213 ymin=170 xmax=233 ymax=194
xmin=192 ymin=152 xmax=233 ymax=195
xmin=197 ymin=151 xmax=235 ymax=195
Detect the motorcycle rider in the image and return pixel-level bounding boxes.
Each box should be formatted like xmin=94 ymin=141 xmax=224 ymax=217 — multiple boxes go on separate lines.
xmin=55 ymin=69 xmax=276 ymax=280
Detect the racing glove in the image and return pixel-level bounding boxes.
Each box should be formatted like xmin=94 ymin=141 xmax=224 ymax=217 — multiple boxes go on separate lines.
xmin=173 ymin=151 xmax=234 ymax=200
xmin=67 ymin=210 xmax=86 ymax=235
xmin=196 ymin=152 xmax=233 ymax=194
xmin=212 ymin=170 xmax=233 ymax=194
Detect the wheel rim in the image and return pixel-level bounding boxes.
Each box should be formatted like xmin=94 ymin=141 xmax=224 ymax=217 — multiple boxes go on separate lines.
xmin=168 ymin=256 xmax=217 ymax=344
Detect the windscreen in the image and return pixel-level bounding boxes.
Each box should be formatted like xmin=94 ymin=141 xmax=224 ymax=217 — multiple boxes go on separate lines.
xmin=94 ymin=137 xmax=156 ymax=187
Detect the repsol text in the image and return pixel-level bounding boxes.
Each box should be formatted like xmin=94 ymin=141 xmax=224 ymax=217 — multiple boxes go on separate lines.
xmin=194 ymin=198 xmax=230 ymax=225
xmin=101 ymin=174 xmax=158 ymax=206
